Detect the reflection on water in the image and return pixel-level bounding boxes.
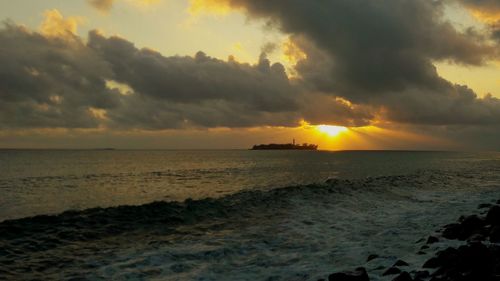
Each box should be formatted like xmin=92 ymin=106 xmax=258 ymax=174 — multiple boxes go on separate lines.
xmin=0 ymin=150 xmax=490 ymax=221
xmin=0 ymin=151 xmax=500 ymax=280
xmin=1 ymin=150 xmax=493 ymax=221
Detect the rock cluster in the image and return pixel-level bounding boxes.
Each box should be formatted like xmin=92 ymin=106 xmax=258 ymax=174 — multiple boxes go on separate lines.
xmin=324 ymin=202 xmax=500 ymax=281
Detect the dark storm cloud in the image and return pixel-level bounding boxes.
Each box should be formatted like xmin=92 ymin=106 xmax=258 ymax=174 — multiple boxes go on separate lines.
xmin=220 ymin=0 xmax=500 ymax=126
xmin=2 ymin=0 xmax=500 ymax=137
xmin=88 ymin=30 xmax=372 ymax=129
xmin=0 ymin=22 xmax=365 ymax=129
xmin=87 ymin=31 xmax=298 ymax=113
xmin=0 ymin=22 xmax=119 ymax=129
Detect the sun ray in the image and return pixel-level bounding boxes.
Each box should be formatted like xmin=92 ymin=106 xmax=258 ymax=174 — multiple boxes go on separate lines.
xmin=315 ymin=125 xmax=348 ymax=137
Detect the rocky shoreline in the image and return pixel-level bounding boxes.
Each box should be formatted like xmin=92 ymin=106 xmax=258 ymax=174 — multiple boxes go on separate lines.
xmin=323 ymin=201 xmax=500 ymax=281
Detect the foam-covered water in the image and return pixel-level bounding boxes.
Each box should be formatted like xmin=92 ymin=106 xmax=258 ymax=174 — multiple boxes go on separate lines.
xmin=1 ymin=150 xmax=499 ymax=280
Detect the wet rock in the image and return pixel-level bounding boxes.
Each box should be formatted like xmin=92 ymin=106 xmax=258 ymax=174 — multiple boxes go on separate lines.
xmin=416 ymin=251 xmax=426 ymax=255
xmin=392 ymin=272 xmax=412 ymax=281
xmin=393 ymin=260 xmax=409 ymax=267
xmin=441 ymin=215 xmax=485 ymax=240
xmin=366 ymin=254 xmax=379 ymax=262
xmin=479 ymin=203 xmax=492 ymax=209
xmin=328 ymin=267 xmax=369 ymax=281
xmin=424 ymin=242 xmax=496 ymax=280
xmin=456 ymin=242 xmax=493 ymax=272
xmin=413 ymin=271 xmax=429 ymax=280
xmin=432 ymin=247 xmax=459 ymax=268
xmin=489 ymin=225 xmax=500 ymax=242
xmin=422 ymin=257 xmax=440 ymax=268
xmin=441 ymin=223 xmax=461 ymax=240
xmin=426 ymin=236 xmax=439 ymax=244
xmin=383 ymin=267 xmax=401 ymax=276
xmin=486 ymin=206 xmax=500 ymax=225
xmin=460 ymin=215 xmax=485 ymax=239
xmin=466 ymin=233 xmax=485 ymax=242
xmin=420 ymin=245 xmax=429 ymax=250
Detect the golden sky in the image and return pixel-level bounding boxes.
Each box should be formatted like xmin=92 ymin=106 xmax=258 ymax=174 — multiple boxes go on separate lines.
xmin=0 ymin=0 xmax=499 ymax=150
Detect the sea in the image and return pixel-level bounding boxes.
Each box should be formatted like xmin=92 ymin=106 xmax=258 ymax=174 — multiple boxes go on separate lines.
xmin=0 ymin=150 xmax=499 ymax=280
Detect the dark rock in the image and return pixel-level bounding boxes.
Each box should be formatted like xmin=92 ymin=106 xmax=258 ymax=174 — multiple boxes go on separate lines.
xmin=420 ymin=245 xmax=429 ymax=250
xmin=490 ymin=225 xmax=500 ymax=242
xmin=456 ymin=242 xmax=493 ymax=271
xmin=442 ymin=215 xmax=485 ymax=240
xmin=466 ymin=233 xmax=485 ymax=242
xmin=426 ymin=236 xmax=439 ymax=244
xmin=432 ymin=247 xmax=459 ymax=268
xmin=460 ymin=215 xmax=485 ymax=239
xmin=416 ymin=251 xmax=426 ymax=255
xmin=392 ymin=272 xmax=412 ymax=281
xmin=393 ymin=260 xmax=409 ymax=267
xmin=422 ymin=257 xmax=440 ymax=268
xmin=383 ymin=267 xmax=401 ymax=276
xmin=366 ymin=254 xmax=379 ymax=262
xmin=413 ymin=271 xmax=429 ymax=280
xmin=442 ymin=223 xmax=462 ymax=240
xmin=486 ymin=206 xmax=500 ymax=225
xmin=425 ymin=242 xmax=495 ymax=280
xmin=328 ymin=267 xmax=369 ymax=281
xmin=479 ymin=203 xmax=493 ymax=209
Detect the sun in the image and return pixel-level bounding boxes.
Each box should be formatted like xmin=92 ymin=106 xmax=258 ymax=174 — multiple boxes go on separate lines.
xmin=316 ymin=125 xmax=348 ymax=137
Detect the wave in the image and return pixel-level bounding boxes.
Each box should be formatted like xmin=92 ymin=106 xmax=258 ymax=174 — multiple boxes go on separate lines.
xmin=1 ymin=168 xmax=499 ymax=280
xmin=0 ymin=170 xmax=472 ymax=244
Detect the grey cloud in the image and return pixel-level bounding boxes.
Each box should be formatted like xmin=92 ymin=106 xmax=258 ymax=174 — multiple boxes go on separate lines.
xmin=457 ymin=0 xmax=500 ymax=43
xmin=222 ymin=0 xmax=500 ymax=126
xmin=0 ymin=22 xmax=119 ymax=129
xmin=3 ymin=0 xmax=500 ymax=145
xmin=0 ymin=22 xmax=366 ymax=130
xmin=87 ymin=31 xmax=298 ymax=113
xmin=383 ymin=86 xmax=500 ymax=126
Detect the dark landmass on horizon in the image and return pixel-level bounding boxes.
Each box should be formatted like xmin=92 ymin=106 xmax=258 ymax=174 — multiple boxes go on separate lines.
xmin=251 ymin=142 xmax=318 ymax=150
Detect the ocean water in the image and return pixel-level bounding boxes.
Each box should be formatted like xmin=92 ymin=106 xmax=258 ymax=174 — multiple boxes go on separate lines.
xmin=0 ymin=150 xmax=500 ymax=280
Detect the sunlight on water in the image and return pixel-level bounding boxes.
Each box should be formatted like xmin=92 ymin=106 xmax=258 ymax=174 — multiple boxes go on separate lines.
xmin=1 ymin=151 xmax=500 ymax=280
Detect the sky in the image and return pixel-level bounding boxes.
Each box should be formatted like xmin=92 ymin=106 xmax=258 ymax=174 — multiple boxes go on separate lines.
xmin=0 ymin=0 xmax=499 ymax=150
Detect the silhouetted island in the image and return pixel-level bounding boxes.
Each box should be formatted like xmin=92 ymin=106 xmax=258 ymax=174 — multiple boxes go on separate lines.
xmin=251 ymin=139 xmax=318 ymax=150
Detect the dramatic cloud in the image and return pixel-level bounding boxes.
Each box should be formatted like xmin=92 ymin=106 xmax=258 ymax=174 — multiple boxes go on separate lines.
xmin=1 ymin=1 xmax=500 ymax=149
xmin=197 ymin=0 xmax=500 ymax=127
xmin=457 ymin=0 xmax=500 ymax=43
xmin=0 ymin=22 xmax=118 ymax=129
xmin=459 ymin=0 xmax=500 ymax=21
xmin=0 ymin=18 xmax=366 ymax=130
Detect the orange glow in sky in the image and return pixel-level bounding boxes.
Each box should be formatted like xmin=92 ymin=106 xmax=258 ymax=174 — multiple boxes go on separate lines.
xmin=315 ymin=125 xmax=349 ymax=137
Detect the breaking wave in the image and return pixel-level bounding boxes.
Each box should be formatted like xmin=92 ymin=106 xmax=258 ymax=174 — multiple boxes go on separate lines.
xmin=2 ymin=167 xmax=500 ymax=280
